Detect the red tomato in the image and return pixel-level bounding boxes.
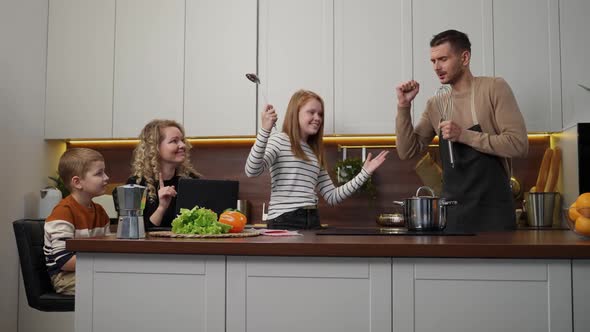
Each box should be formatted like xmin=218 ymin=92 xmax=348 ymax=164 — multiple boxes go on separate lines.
xmin=219 ymin=210 xmax=247 ymax=233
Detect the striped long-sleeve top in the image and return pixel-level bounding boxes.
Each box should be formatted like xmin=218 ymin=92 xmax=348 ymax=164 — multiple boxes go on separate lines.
xmin=44 ymin=195 xmax=110 ymax=276
xmin=245 ymin=128 xmax=370 ymax=220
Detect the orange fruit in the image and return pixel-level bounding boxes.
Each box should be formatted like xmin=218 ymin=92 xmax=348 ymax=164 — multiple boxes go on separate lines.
xmin=569 ymin=202 xmax=582 ymax=222
xmin=575 ymin=193 xmax=590 ymax=217
xmin=574 ymin=216 xmax=590 ymax=236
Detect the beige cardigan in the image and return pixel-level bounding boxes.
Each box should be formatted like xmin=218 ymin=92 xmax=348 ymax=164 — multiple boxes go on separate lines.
xmin=395 ymin=76 xmax=528 ymax=176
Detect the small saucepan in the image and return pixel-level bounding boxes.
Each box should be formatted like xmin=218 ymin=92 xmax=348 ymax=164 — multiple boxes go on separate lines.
xmin=394 ymin=186 xmax=457 ymax=231
xmin=376 ymin=213 xmax=405 ymax=228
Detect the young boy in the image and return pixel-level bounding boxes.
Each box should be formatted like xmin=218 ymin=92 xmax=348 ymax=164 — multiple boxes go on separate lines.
xmin=43 ymin=148 xmax=111 ymax=295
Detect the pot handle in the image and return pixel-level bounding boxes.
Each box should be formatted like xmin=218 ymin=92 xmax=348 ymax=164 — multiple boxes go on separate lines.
xmin=439 ymin=200 xmax=457 ymax=230
xmin=393 ymin=201 xmax=405 ymax=206
xmin=416 ymin=186 xmax=435 ymax=197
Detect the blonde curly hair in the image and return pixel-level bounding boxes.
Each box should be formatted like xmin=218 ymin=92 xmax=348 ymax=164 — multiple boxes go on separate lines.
xmin=130 ymin=119 xmax=200 ymax=201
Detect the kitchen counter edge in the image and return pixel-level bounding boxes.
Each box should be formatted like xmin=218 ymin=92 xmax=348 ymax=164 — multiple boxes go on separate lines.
xmin=66 ymin=230 xmax=590 ymax=259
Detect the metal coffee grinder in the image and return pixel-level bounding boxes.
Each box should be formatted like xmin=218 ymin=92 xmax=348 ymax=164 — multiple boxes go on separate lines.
xmin=115 ymin=184 xmax=146 ymax=239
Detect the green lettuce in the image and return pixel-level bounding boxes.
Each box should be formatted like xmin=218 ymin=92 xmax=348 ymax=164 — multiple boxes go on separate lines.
xmin=171 ymin=206 xmax=231 ymax=234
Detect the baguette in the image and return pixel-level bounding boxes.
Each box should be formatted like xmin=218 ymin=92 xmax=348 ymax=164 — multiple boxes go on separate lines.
xmin=544 ymin=147 xmax=561 ymax=192
xmin=535 ymin=148 xmax=553 ymax=192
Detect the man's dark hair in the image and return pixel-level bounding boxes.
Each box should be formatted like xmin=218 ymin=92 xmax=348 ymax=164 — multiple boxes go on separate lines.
xmin=430 ymin=29 xmax=471 ymax=53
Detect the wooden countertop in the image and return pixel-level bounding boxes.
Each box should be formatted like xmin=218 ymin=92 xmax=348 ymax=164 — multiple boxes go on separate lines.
xmin=66 ymin=228 xmax=590 ymax=259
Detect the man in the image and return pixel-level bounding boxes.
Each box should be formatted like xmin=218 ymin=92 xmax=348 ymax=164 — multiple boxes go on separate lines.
xmin=395 ymin=29 xmax=528 ymax=232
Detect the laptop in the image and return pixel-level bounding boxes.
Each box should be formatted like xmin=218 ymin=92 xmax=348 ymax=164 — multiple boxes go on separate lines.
xmin=176 ymin=178 xmax=239 ymax=217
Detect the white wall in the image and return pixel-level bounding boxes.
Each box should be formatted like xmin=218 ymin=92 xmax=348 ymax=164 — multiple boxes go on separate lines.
xmin=0 ymin=1 xmax=72 ymax=331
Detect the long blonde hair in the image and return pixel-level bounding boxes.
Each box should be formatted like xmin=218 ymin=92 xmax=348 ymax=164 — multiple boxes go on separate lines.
xmin=131 ymin=119 xmax=200 ymax=200
xmin=281 ymin=90 xmax=327 ymax=169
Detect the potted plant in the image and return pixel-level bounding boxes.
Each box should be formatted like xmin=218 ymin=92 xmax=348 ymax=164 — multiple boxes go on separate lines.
xmin=334 ymin=157 xmax=377 ymax=201
xmin=48 ymin=172 xmax=70 ymax=198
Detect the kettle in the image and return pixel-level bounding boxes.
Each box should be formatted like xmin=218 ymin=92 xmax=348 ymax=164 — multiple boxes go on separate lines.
xmin=39 ymin=188 xmax=62 ymax=218
xmin=115 ymin=184 xmax=146 ymax=239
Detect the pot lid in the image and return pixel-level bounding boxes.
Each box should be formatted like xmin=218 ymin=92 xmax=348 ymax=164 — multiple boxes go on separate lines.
xmin=409 ymin=186 xmax=438 ymax=199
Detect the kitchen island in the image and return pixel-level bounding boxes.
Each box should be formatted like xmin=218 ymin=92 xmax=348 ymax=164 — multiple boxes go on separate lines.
xmin=68 ymin=229 xmax=590 ymax=332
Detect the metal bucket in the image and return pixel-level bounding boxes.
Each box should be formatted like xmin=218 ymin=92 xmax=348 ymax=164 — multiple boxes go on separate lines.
xmin=524 ymin=192 xmax=560 ymax=227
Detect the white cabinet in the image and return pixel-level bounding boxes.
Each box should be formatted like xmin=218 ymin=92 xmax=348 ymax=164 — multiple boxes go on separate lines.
xmin=260 ymin=0 xmax=411 ymax=135
xmin=392 ymin=258 xmax=572 ymax=332
xmin=112 ymin=0 xmax=185 ymax=138
xmin=411 ymin=0 xmax=563 ymax=132
xmin=226 ymin=256 xmax=391 ymax=332
xmin=258 ymin=0 xmax=334 ymax=133
xmin=411 ymin=0 xmax=492 ymax=126
xmin=75 ymin=253 xmax=226 ymax=332
xmin=334 ymin=0 xmax=408 ymax=134
xmin=184 ymin=0 xmax=257 ymax=137
xmin=573 ymin=260 xmax=590 ymax=332
xmin=46 ymin=0 xmax=584 ymax=138
xmin=46 ymin=0 xmax=255 ymax=139
xmin=74 ymin=253 xmax=579 ymax=332
xmin=493 ymin=0 xmax=561 ymax=132
xmin=560 ymin=0 xmax=590 ymax=128
xmin=45 ymin=0 xmax=115 ymax=139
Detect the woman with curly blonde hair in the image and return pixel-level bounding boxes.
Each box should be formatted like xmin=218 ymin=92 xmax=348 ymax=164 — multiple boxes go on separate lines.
xmin=127 ymin=119 xmax=200 ymax=229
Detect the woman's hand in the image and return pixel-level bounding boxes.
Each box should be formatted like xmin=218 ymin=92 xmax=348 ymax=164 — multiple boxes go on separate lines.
xmin=157 ymin=172 xmax=177 ymax=210
xmin=261 ymin=104 xmax=278 ymax=131
xmin=362 ymin=151 xmax=390 ymax=174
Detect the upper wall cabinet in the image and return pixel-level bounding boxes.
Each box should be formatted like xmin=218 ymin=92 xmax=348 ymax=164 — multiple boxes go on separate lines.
xmin=112 ymin=0 xmax=185 ymax=138
xmin=260 ymin=0 xmax=410 ymax=135
xmin=334 ymin=0 xmax=408 ymax=134
xmin=259 ymin=0 xmax=334 ymax=134
xmin=493 ymin=0 xmax=561 ymax=132
xmin=183 ymin=0 xmax=257 ymax=137
xmin=411 ymin=0 xmax=493 ymax=126
xmin=45 ymin=0 xmax=115 ymax=139
xmin=412 ymin=0 xmax=561 ymax=132
xmin=45 ymin=0 xmax=575 ymax=139
xmin=560 ymin=0 xmax=590 ymax=128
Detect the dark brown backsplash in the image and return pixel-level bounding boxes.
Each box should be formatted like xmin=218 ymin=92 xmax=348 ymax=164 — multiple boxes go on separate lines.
xmin=92 ymin=138 xmax=549 ymax=227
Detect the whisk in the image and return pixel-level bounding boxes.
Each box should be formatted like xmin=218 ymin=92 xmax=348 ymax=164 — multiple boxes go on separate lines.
xmin=435 ymin=85 xmax=455 ymax=168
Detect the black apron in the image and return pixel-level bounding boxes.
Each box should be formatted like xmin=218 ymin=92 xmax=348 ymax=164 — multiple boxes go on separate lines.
xmin=439 ymin=82 xmax=515 ymax=232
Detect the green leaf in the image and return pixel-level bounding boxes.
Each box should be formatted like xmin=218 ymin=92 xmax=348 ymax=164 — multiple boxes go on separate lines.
xmin=171 ymin=206 xmax=230 ymax=235
xmin=48 ymin=173 xmax=70 ymax=197
xmin=333 ymin=157 xmax=377 ymax=202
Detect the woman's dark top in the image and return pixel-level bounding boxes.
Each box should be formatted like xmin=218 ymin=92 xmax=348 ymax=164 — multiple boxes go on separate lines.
xmin=126 ymin=173 xmax=198 ymax=230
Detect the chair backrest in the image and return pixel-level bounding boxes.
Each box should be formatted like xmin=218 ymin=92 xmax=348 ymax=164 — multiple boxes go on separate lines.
xmin=13 ymin=219 xmax=74 ymax=312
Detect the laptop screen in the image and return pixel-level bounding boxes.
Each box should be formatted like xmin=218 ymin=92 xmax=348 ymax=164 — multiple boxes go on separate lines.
xmin=176 ymin=178 xmax=239 ymax=217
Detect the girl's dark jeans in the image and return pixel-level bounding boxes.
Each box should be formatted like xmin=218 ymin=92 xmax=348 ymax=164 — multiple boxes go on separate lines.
xmin=267 ymin=208 xmax=321 ymax=230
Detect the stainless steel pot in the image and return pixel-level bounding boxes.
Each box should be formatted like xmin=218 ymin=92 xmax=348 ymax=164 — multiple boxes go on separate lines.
xmin=394 ymin=186 xmax=457 ymax=231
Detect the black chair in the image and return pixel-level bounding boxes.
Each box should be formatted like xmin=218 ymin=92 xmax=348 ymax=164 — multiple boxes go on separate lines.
xmin=13 ymin=219 xmax=74 ymax=312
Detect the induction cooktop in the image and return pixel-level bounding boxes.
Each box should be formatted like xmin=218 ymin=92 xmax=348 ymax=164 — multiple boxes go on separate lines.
xmin=316 ymin=228 xmax=475 ymax=236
